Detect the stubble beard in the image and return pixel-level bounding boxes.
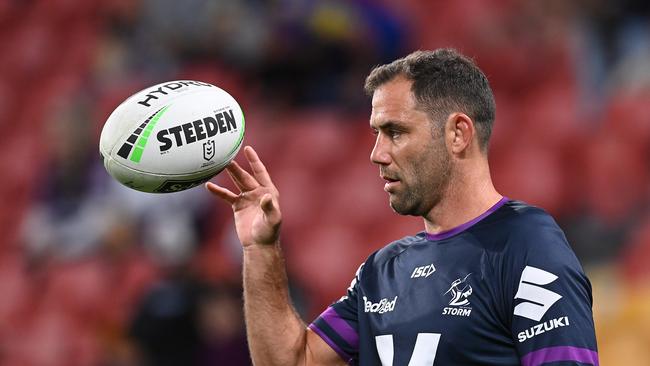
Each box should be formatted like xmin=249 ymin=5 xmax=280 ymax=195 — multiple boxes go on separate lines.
xmin=389 ymin=144 xmax=451 ymax=217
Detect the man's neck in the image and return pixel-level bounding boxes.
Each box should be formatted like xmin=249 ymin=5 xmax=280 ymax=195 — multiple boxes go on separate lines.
xmin=423 ymin=166 xmax=502 ymax=235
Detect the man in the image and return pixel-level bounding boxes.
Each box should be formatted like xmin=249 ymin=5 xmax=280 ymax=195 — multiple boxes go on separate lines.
xmin=205 ymin=49 xmax=599 ymax=366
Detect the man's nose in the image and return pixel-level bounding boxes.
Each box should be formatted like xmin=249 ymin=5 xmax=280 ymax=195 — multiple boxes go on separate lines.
xmin=370 ymin=134 xmax=391 ymax=165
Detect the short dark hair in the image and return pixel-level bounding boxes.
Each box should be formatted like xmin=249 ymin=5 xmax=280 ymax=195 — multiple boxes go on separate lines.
xmin=364 ymin=49 xmax=496 ymax=151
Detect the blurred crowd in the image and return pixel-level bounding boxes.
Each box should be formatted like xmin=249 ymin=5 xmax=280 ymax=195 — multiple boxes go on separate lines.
xmin=0 ymin=0 xmax=649 ymax=365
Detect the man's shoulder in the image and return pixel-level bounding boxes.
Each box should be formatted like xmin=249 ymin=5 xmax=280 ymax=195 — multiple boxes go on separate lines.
xmin=488 ymin=200 xmax=578 ymax=266
xmin=365 ymin=233 xmax=428 ymax=270
xmin=490 ymin=200 xmax=557 ymax=229
xmin=480 ymin=200 xmax=563 ymax=243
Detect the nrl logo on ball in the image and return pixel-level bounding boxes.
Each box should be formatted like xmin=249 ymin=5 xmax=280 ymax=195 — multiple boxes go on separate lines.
xmin=203 ymin=140 xmax=215 ymax=161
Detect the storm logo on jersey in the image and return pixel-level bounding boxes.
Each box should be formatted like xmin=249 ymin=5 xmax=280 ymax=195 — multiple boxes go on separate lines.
xmin=444 ymin=273 xmax=473 ymax=306
xmin=442 ymin=273 xmax=473 ymax=317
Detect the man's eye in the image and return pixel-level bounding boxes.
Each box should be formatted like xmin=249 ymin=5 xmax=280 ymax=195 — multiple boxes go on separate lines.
xmin=389 ymin=130 xmax=402 ymax=139
xmin=371 ymin=129 xmax=379 ymax=136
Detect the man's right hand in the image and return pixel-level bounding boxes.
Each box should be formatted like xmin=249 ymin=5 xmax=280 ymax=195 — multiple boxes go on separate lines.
xmin=205 ymin=146 xmax=346 ymax=366
xmin=205 ymin=146 xmax=282 ymax=247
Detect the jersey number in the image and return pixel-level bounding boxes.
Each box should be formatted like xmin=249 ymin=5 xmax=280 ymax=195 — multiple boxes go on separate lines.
xmin=375 ymin=333 xmax=441 ymax=366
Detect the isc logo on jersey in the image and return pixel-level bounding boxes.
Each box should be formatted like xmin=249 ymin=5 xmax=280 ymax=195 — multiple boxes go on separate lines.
xmin=514 ymin=266 xmax=571 ymax=342
xmin=411 ymin=264 xmax=436 ymax=278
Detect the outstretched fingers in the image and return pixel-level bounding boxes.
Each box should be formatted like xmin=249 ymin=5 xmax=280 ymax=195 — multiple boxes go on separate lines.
xmin=244 ymin=146 xmax=274 ymax=187
xmin=226 ymin=160 xmax=259 ymax=191
xmin=205 ymin=182 xmax=238 ymax=204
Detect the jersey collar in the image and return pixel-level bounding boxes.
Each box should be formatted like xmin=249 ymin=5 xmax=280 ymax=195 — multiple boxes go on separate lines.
xmin=425 ymin=196 xmax=509 ymax=241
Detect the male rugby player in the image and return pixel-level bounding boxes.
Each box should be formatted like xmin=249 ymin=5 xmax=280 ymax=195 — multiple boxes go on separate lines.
xmin=206 ymin=49 xmax=598 ymax=365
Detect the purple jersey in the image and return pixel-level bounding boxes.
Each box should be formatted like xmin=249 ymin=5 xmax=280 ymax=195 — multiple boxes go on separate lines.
xmin=310 ymin=199 xmax=598 ymax=366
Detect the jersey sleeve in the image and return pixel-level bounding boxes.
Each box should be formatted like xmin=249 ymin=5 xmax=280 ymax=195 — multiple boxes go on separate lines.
xmin=505 ymin=212 xmax=599 ymax=366
xmin=309 ymin=263 xmax=363 ymax=365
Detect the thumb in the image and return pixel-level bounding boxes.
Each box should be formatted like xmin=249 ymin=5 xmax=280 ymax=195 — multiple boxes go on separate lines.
xmin=260 ymin=193 xmax=281 ymax=224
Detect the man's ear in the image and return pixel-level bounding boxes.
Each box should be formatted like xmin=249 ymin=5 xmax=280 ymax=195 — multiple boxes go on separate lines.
xmin=445 ymin=113 xmax=475 ymax=155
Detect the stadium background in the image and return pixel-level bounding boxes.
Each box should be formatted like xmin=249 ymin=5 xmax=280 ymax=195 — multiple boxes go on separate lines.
xmin=1 ymin=0 xmax=649 ymax=365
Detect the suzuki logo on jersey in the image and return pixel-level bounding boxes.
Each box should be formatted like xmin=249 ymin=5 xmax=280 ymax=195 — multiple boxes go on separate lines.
xmin=514 ymin=266 xmax=563 ymax=321
xmin=363 ymin=296 xmax=397 ymax=314
xmin=442 ymin=273 xmax=473 ymax=317
xmin=517 ymin=316 xmax=570 ymax=343
xmin=411 ymin=264 xmax=436 ymax=278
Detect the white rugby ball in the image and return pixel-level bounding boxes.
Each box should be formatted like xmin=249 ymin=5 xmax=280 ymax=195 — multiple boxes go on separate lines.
xmin=99 ymin=80 xmax=245 ymax=193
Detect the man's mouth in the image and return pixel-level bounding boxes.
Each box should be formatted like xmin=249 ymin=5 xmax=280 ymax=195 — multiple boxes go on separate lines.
xmin=381 ymin=175 xmax=400 ymax=192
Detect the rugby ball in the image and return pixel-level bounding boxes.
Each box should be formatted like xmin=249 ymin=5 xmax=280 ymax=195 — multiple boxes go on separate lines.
xmin=99 ymin=80 xmax=245 ymax=193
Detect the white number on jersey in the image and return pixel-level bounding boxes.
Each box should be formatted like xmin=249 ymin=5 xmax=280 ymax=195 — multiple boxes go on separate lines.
xmin=375 ymin=333 xmax=441 ymax=366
